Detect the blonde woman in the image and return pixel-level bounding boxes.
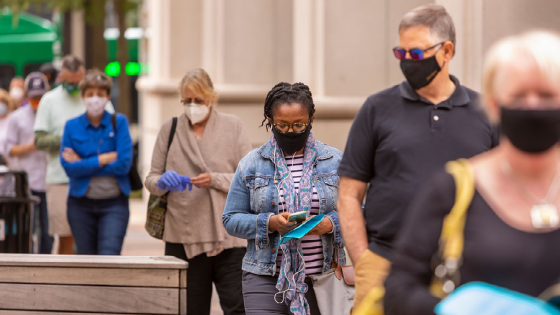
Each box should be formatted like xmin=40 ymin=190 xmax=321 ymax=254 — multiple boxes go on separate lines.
xmin=146 ymin=68 xmax=252 ymax=315
xmin=384 ymin=30 xmax=560 ymax=315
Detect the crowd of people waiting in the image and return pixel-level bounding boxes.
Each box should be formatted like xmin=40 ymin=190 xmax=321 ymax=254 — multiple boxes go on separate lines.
xmin=2 ymin=3 xmax=560 ymax=315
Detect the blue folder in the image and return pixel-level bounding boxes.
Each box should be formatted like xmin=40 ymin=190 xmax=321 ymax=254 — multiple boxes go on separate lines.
xmin=278 ymin=214 xmax=325 ymax=246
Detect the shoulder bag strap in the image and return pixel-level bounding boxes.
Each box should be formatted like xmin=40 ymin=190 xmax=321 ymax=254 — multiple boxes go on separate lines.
xmin=111 ymin=113 xmax=117 ymax=133
xmin=167 ymin=117 xmax=178 ymax=152
xmin=161 ymin=117 xmax=178 ymax=197
xmin=441 ymin=158 xmax=475 ymax=261
xmin=430 ymin=158 xmax=476 ymax=298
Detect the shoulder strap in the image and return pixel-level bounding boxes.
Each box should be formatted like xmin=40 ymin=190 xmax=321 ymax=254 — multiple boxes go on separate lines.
xmin=441 ymin=158 xmax=475 ymax=262
xmin=167 ymin=117 xmax=178 ymax=152
xmin=111 ymin=113 xmax=117 ymax=133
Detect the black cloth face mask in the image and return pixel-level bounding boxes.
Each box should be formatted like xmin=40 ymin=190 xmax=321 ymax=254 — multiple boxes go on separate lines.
xmin=272 ymin=125 xmax=311 ymax=155
xmin=400 ymin=55 xmax=443 ymax=90
xmin=500 ymin=107 xmax=560 ymax=153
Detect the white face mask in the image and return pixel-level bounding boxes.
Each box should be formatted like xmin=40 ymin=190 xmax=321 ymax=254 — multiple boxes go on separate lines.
xmin=184 ymin=103 xmax=210 ymax=124
xmin=0 ymin=102 xmax=7 ymax=116
xmin=84 ymin=96 xmax=108 ymax=117
xmin=10 ymin=87 xmax=24 ymax=102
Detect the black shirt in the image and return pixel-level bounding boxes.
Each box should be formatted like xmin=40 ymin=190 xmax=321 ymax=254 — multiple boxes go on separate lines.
xmin=338 ymin=76 xmax=498 ymax=259
xmin=383 ymin=171 xmax=560 ymax=315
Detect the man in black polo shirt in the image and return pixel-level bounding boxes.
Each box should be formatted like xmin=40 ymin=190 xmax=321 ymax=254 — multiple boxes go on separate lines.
xmin=338 ymin=4 xmax=498 ymax=309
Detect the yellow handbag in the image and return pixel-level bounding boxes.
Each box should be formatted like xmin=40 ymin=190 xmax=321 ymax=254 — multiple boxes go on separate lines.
xmin=353 ymin=159 xmax=475 ymax=315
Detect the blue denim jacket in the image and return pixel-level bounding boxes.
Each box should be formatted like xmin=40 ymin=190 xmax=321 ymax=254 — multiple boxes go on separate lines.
xmin=223 ymin=139 xmax=346 ymax=276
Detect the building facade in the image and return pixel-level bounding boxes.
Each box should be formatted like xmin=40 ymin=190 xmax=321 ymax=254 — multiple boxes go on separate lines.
xmin=136 ymin=0 xmax=560 ymax=182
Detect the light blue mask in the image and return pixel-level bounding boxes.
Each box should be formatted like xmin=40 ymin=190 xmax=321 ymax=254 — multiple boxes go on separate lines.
xmin=278 ymin=214 xmax=324 ymax=246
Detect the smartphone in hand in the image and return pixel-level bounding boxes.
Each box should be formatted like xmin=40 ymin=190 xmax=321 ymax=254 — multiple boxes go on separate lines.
xmin=288 ymin=211 xmax=307 ymax=224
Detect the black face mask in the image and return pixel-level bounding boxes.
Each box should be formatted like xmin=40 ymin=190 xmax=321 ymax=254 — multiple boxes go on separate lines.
xmin=500 ymin=107 xmax=560 ymax=153
xmin=400 ymin=55 xmax=443 ymax=90
xmin=272 ymin=125 xmax=311 ymax=155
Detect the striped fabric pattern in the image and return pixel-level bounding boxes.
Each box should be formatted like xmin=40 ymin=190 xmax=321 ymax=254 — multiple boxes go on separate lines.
xmin=276 ymin=155 xmax=324 ymax=276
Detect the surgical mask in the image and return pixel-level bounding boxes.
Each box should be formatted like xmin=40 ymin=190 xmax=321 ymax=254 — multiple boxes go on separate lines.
xmin=272 ymin=125 xmax=311 ymax=155
xmin=184 ymin=103 xmax=210 ymax=124
xmin=500 ymin=107 xmax=560 ymax=153
xmin=400 ymin=55 xmax=444 ymax=90
xmin=9 ymin=87 xmax=24 ymax=102
xmin=0 ymin=102 xmax=7 ymax=116
xmin=84 ymin=96 xmax=108 ymax=117
xmin=63 ymin=82 xmax=80 ymax=96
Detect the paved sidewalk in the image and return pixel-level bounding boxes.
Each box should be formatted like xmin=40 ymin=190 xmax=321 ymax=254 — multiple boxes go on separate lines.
xmin=122 ymin=199 xmax=224 ymax=315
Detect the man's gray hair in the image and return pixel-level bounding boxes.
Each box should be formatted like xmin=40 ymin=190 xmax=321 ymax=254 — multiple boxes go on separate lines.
xmin=399 ymin=4 xmax=456 ymax=55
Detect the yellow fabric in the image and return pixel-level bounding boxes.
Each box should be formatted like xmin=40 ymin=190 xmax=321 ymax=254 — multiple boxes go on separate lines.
xmin=352 ymin=159 xmax=474 ymax=315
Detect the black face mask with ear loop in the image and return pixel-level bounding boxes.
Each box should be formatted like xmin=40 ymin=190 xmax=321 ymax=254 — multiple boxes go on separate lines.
xmin=400 ymin=55 xmax=445 ymax=90
xmin=500 ymin=107 xmax=560 ymax=153
xmin=272 ymin=125 xmax=312 ymax=156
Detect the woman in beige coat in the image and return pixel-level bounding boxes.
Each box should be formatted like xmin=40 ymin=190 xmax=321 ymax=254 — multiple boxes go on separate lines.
xmin=146 ymin=68 xmax=252 ymax=315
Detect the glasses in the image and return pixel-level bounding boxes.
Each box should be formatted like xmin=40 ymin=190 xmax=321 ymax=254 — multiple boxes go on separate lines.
xmin=181 ymin=98 xmax=206 ymax=105
xmin=393 ymin=42 xmax=445 ymax=61
xmin=273 ymin=122 xmax=309 ymax=134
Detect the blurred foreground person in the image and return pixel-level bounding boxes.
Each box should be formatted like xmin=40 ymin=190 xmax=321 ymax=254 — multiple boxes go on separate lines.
xmin=384 ymin=30 xmax=560 ymax=315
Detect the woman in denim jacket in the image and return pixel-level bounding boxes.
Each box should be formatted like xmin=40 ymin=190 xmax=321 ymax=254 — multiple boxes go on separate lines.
xmin=223 ymin=82 xmax=345 ymax=315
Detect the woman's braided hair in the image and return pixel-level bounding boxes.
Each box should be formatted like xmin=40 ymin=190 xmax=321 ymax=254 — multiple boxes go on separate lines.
xmin=261 ymin=82 xmax=315 ymax=131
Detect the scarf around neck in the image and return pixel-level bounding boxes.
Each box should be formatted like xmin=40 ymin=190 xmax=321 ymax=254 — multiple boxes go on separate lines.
xmin=271 ymin=132 xmax=317 ymax=315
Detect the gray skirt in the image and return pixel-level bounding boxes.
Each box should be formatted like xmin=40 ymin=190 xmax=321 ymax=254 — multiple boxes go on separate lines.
xmin=242 ymin=271 xmax=321 ymax=315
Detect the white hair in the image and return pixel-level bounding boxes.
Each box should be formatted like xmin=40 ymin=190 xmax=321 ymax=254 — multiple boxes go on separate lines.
xmin=483 ymin=30 xmax=560 ymax=98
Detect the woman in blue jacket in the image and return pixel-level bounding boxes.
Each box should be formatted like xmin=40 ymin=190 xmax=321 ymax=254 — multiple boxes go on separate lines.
xmin=222 ymin=82 xmax=345 ymax=315
xmin=60 ymin=71 xmax=132 ymax=255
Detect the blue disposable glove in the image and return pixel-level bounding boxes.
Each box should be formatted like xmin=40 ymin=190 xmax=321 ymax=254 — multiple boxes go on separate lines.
xmin=180 ymin=176 xmax=193 ymax=191
xmin=157 ymin=171 xmax=183 ymax=191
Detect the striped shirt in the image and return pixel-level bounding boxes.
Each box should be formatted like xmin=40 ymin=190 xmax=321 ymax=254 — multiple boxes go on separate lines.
xmin=276 ymin=155 xmax=324 ymax=276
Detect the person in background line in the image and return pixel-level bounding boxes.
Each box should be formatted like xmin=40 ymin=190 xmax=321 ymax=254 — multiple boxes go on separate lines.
xmin=34 ymin=55 xmax=114 ymax=255
xmin=337 ymin=4 xmax=498 ymax=309
xmin=9 ymin=77 xmax=26 ymax=108
xmin=146 ymin=68 xmax=251 ymax=315
xmin=60 ymin=71 xmax=132 ymax=255
xmin=0 ymin=89 xmax=14 ymax=166
xmin=39 ymin=63 xmax=59 ymax=90
xmin=222 ymin=82 xmax=345 ymax=315
xmin=5 ymin=72 xmax=53 ymax=254
xmin=384 ymin=30 xmax=560 ymax=315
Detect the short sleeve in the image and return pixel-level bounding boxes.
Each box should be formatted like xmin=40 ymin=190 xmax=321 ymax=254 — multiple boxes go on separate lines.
xmin=338 ymin=98 xmax=378 ymax=183
xmin=33 ymin=96 xmax=50 ymax=132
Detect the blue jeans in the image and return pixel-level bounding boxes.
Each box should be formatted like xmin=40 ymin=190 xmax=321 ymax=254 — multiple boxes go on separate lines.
xmin=67 ymin=195 xmax=129 ymax=255
xmin=31 ymin=191 xmax=54 ymax=254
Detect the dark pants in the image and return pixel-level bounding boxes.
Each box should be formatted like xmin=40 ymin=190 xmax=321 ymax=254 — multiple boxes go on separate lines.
xmin=165 ymin=242 xmax=246 ymax=315
xmin=67 ymin=195 xmax=129 ymax=255
xmin=242 ymin=271 xmax=321 ymax=315
xmin=31 ymin=191 xmax=53 ymax=254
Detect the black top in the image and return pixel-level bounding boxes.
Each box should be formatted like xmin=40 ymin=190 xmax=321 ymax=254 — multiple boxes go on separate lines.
xmin=338 ymin=76 xmax=498 ymax=259
xmin=384 ymin=171 xmax=560 ymax=315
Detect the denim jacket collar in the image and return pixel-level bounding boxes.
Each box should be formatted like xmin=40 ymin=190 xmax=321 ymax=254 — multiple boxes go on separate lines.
xmin=257 ymin=134 xmax=334 ymax=163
